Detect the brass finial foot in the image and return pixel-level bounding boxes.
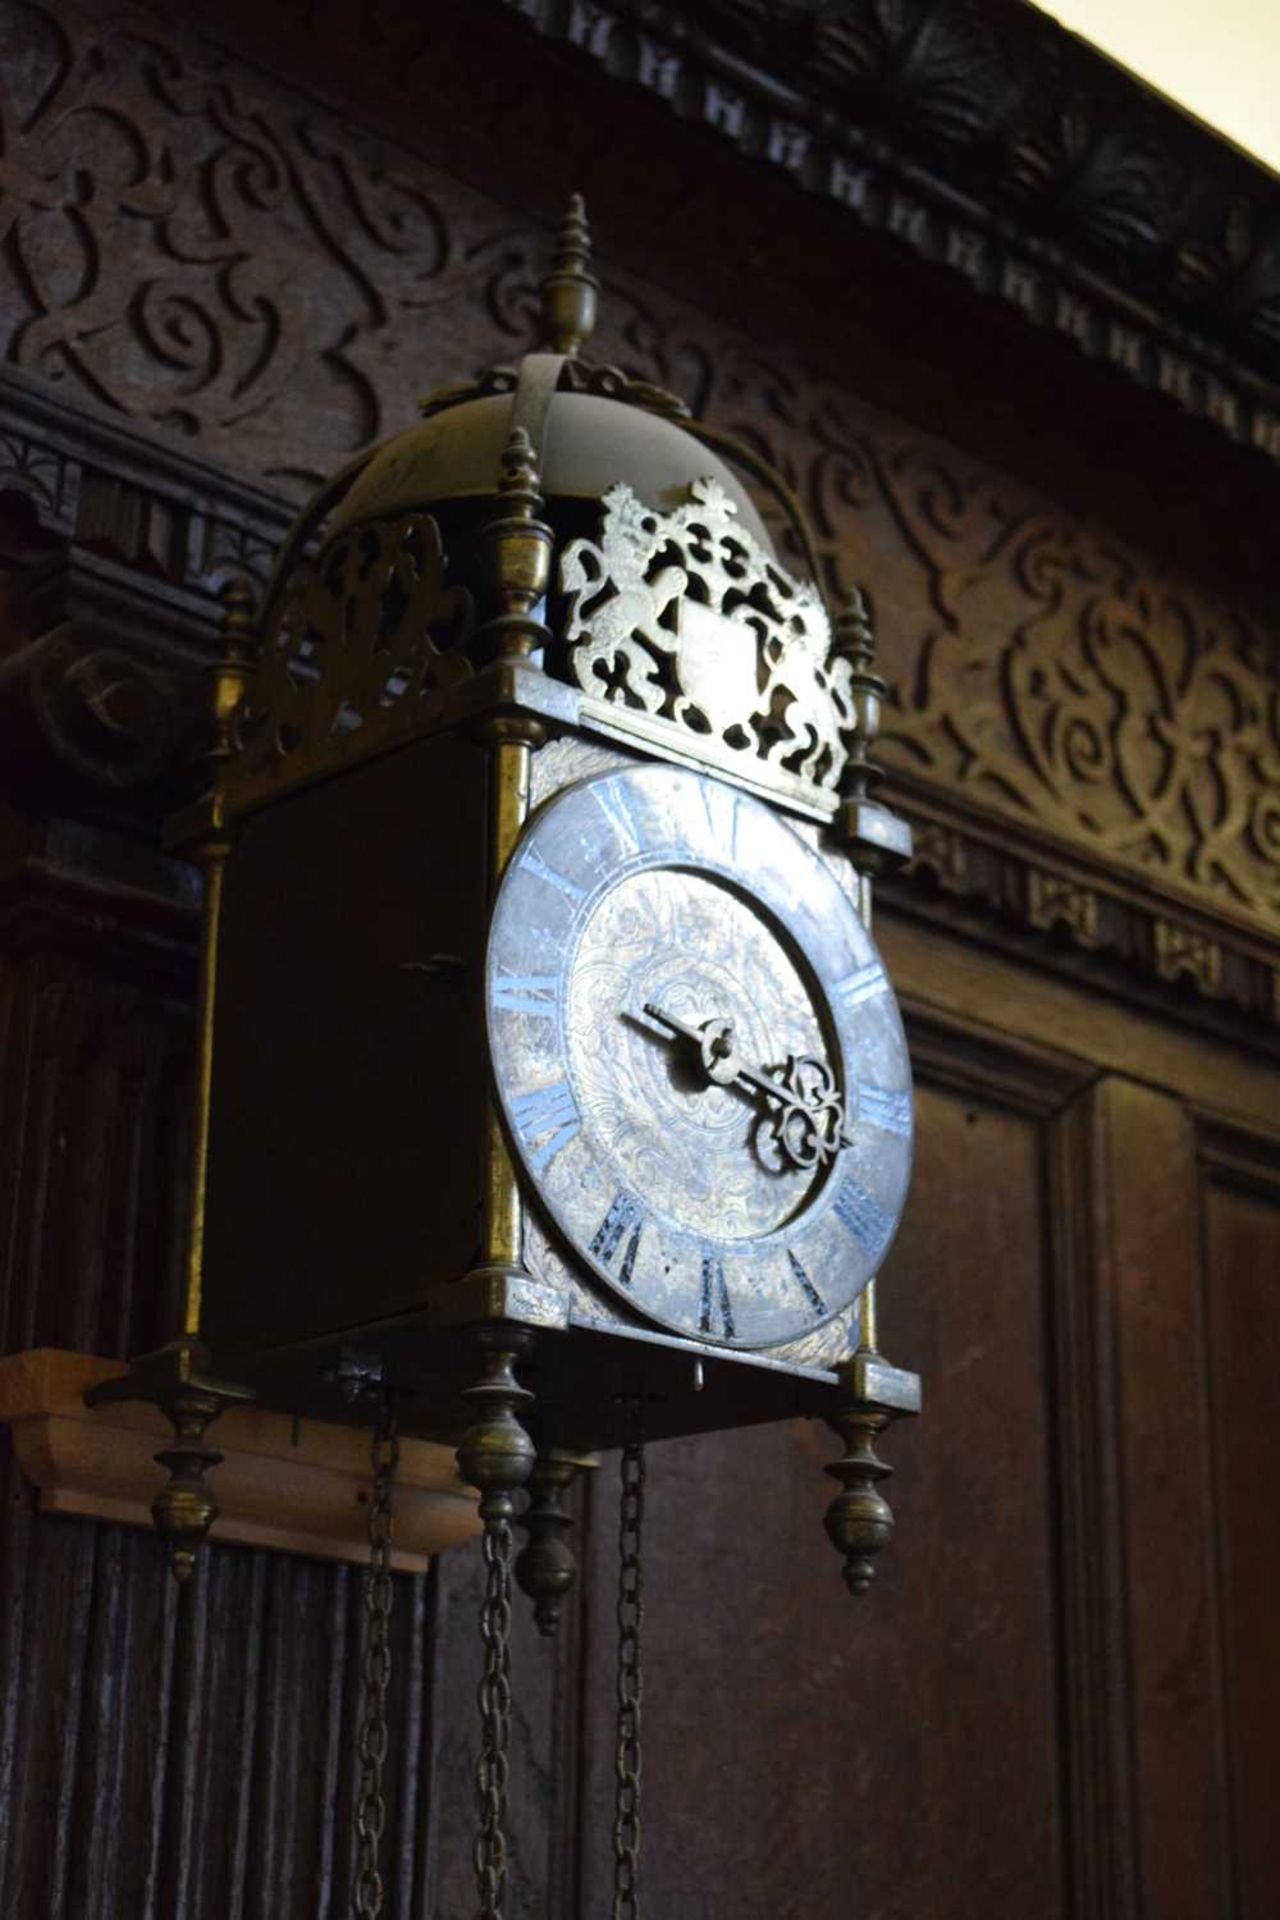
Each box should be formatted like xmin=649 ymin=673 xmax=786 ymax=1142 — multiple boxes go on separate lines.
xmin=539 ymin=192 xmax=599 ymax=356
xmin=84 ymin=1337 xmax=253 ymax=1583
xmin=515 ymin=1448 xmax=595 ymax=1636
xmin=152 ymin=1390 xmax=225 ymax=1584
xmin=456 ymin=1325 xmax=538 ymax=1528
xmin=822 ymin=1347 xmax=920 ymax=1599
xmin=824 ymin=1405 xmax=895 ymax=1597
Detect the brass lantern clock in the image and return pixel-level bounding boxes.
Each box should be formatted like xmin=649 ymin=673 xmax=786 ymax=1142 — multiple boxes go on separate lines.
xmin=93 ymin=198 xmax=920 ymax=1918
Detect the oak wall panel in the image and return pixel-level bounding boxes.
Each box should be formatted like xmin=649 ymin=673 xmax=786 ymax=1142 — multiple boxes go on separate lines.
xmin=1203 ymin=1173 xmax=1280 ymax=1920
xmin=570 ymin=1077 xmax=1068 ymax=1919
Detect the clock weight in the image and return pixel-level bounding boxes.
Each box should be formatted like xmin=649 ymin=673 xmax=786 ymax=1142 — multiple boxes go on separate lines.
xmin=515 ymin=1448 xmax=594 ymax=1637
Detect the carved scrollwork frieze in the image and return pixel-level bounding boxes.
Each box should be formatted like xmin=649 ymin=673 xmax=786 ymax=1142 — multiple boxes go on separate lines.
xmin=623 ymin=315 xmax=1280 ymax=937
xmin=0 ymin=1 xmax=552 ymax=495
xmin=0 ymin=0 xmax=1274 ymax=961
xmin=871 ymin=478 xmax=1280 ymax=935
xmin=583 ymin=286 xmax=1280 ymax=940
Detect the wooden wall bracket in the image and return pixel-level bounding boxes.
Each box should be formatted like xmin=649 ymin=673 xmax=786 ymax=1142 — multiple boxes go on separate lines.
xmin=0 ymin=1349 xmax=480 ymax=1572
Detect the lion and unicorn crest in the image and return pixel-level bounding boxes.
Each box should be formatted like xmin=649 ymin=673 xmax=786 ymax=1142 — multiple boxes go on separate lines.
xmin=559 ymin=477 xmax=855 ymax=792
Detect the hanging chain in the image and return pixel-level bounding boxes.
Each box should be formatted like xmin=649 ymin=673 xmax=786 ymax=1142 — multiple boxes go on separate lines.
xmin=354 ymin=1403 xmax=399 ymax=1920
xmin=474 ymin=1517 xmax=516 ymax=1918
xmin=612 ymin=1406 xmax=646 ymax=1920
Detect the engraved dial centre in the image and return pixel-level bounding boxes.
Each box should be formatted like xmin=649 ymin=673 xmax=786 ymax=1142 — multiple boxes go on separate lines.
xmin=566 ymin=865 xmax=830 ymax=1242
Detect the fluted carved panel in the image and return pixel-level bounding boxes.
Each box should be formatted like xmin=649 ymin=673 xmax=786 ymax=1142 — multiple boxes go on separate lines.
xmin=0 ymin=842 xmax=561 ymax=1918
xmin=0 ymin=940 xmax=190 ymax=1358
xmin=0 ymin=1449 xmax=557 ymax=1919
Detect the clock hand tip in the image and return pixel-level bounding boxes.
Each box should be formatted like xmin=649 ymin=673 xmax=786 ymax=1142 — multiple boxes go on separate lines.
xmin=626 ymin=1003 xmax=670 ymax=1036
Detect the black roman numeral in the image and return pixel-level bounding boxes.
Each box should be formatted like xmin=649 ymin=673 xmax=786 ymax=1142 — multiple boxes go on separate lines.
xmin=590 ymin=1191 xmax=645 ymax=1286
xmin=786 ymin=1249 xmax=827 ymax=1319
xmin=832 ymin=1179 xmax=893 ymax=1261
xmin=834 ymin=961 xmax=887 ymax=1011
xmin=699 ymin=1250 xmax=736 ymax=1339
xmin=519 ymin=842 xmax=587 ymax=906
xmin=856 ymin=1084 xmax=912 ymax=1138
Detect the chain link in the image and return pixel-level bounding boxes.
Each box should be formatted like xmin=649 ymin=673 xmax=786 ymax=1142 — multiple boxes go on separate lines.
xmin=612 ymin=1412 xmax=646 ymax=1920
xmin=354 ymin=1406 xmax=399 ymax=1920
xmin=474 ymin=1518 xmax=516 ymax=1918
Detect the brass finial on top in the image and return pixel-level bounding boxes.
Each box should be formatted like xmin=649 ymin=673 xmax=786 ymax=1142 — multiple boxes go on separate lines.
xmin=834 ymin=586 xmax=884 ymax=805
xmin=209 ymin=577 xmax=257 ymax=773
xmin=539 ymin=193 xmax=599 ymax=356
xmin=479 ymin=425 xmax=554 ymax=670
xmin=496 ymin=424 xmax=543 ymax=523
xmin=833 ymin=584 xmax=914 ymax=876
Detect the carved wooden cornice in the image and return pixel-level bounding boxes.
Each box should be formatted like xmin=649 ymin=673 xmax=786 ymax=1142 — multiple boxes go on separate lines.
xmin=882 ymin=782 xmax=1280 ymax=1057
xmin=0 ymin=369 xmax=290 ymax=817
xmin=501 ymin=0 xmax=1280 ymax=466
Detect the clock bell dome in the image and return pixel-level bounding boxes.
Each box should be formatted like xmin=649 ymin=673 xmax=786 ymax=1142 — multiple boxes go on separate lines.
xmin=322 ymin=195 xmax=774 ymax=556
xmin=237 ymin=195 xmax=875 ymax=832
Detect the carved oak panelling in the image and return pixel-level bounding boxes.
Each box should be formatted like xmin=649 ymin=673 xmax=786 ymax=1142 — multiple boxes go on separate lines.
xmin=0 ymin=1468 xmax=529 ymax=1920
xmin=870 ymin=477 xmax=1280 ymax=927
xmin=0 ymin=0 xmax=1276 ymax=951
xmin=0 ymin=0 xmax=534 ymax=493
xmin=588 ymin=288 xmax=1280 ymax=935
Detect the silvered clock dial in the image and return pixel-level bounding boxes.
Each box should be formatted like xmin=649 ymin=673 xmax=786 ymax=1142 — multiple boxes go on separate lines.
xmin=486 ymin=762 xmax=913 ymax=1350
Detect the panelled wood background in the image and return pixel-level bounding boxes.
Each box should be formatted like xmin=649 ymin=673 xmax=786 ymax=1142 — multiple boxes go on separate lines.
xmin=0 ymin=1 xmax=1277 ymax=1915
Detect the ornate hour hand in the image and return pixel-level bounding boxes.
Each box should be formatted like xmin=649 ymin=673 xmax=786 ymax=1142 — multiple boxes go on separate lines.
xmin=637 ymin=1004 xmax=851 ymax=1173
